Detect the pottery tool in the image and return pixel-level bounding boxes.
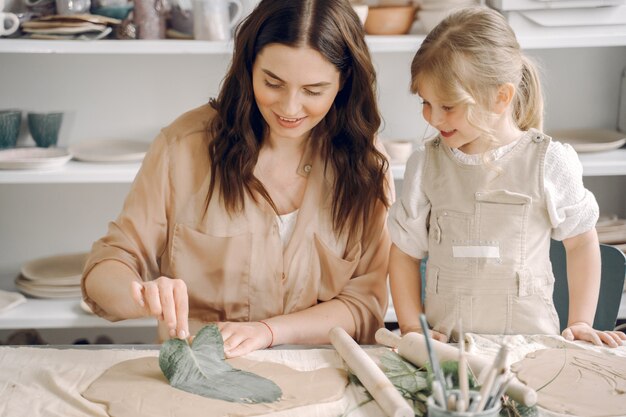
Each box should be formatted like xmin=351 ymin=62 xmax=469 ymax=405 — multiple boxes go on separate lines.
xmin=375 ymin=328 xmax=537 ymax=406
xmin=329 ymin=327 xmax=413 ymax=417
xmin=418 ymin=314 xmax=448 ymax=404
xmin=458 ymin=320 xmax=469 ymax=412
xmin=475 ymin=344 xmax=509 ymax=411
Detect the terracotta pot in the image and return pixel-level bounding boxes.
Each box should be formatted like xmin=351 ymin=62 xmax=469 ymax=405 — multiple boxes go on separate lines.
xmin=364 ymin=5 xmax=417 ymax=35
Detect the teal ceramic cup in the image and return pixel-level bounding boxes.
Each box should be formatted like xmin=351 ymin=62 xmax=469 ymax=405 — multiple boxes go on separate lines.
xmin=27 ymin=112 xmax=63 ymax=148
xmin=0 ymin=110 xmax=22 ymax=149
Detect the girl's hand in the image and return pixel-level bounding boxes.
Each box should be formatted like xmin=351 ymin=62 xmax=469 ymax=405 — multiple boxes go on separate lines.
xmin=561 ymin=322 xmax=626 ymax=348
xmin=217 ymin=321 xmax=274 ymax=358
xmin=131 ymin=277 xmax=190 ymax=340
xmin=402 ymin=327 xmax=449 ymax=343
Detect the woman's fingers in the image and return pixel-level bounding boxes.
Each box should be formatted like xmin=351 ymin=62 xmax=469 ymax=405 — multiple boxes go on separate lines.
xmin=218 ymin=322 xmax=271 ymax=358
xmin=172 ymin=281 xmax=189 ymax=339
xmin=134 ymin=277 xmax=190 ymax=340
xmin=225 ymin=338 xmax=258 ymax=358
xmin=143 ymin=281 xmax=164 ymax=319
xmin=130 ymin=280 xmax=145 ymax=307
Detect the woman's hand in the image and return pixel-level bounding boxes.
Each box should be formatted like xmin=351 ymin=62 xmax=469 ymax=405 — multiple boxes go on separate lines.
xmin=561 ymin=321 xmax=626 ymax=348
xmin=131 ymin=277 xmax=190 ymax=340
xmin=217 ymin=321 xmax=274 ymax=358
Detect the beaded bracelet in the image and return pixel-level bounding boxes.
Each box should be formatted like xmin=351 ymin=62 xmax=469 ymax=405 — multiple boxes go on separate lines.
xmin=259 ymin=320 xmax=274 ymax=348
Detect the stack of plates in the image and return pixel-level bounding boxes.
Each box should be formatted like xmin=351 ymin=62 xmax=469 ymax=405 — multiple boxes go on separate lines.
xmin=597 ymin=216 xmax=626 ymax=249
xmin=69 ymin=139 xmax=151 ymax=163
xmin=15 ymin=252 xmax=88 ymax=299
xmin=548 ymin=129 xmax=626 ymax=153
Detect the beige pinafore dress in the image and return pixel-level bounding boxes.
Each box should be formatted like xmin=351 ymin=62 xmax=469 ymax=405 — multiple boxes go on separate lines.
xmin=422 ymin=130 xmax=561 ymax=339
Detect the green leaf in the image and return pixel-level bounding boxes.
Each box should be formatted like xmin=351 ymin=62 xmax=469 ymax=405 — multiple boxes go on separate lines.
xmin=380 ymin=351 xmax=429 ymax=395
xmin=159 ymin=324 xmax=282 ymax=403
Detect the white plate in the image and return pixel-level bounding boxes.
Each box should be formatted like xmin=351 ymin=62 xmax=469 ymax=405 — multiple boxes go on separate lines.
xmin=0 ymin=289 xmax=26 ymax=313
xmin=21 ymin=252 xmax=88 ymax=282
xmin=521 ymin=6 xmax=626 ymax=27
xmin=548 ymin=128 xmax=626 ymax=153
xmin=69 ymin=139 xmax=151 ymax=163
xmin=0 ymin=147 xmax=72 ymax=170
xmin=15 ymin=284 xmax=82 ymax=299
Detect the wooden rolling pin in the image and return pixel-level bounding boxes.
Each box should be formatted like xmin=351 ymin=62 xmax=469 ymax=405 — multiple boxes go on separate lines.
xmin=329 ymin=327 xmax=414 ymax=417
xmin=375 ymin=328 xmax=537 ymax=407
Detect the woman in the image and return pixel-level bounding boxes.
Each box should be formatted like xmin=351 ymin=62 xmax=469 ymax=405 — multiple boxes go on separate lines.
xmin=82 ymin=0 xmax=392 ymax=357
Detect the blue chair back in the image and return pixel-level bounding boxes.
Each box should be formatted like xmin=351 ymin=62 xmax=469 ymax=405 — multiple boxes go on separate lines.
xmin=550 ymin=239 xmax=626 ymax=331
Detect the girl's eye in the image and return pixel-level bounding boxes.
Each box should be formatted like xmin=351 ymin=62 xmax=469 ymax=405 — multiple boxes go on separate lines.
xmin=421 ymin=100 xmax=430 ymax=107
xmin=442 ymin=105 xmax=454 ymax=111
xmin=264 ymin=80 xmax=281 ymax=89
xmin=304 ymin=89 xmax=322 ymax=97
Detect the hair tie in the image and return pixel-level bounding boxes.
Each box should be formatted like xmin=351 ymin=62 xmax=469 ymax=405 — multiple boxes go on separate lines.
xmin=259 ymin=320 xmax=274 ymax=348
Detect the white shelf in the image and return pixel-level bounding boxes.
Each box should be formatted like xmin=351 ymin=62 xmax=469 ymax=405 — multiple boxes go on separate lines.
xmin=0 ymin=160 xmax=141 ymax=183
xmin=0 ymin=297 xmax=156 ymax=329
xmin=390 ymin=148 xmax=626 ymax=180
xmin=575 ymin=148 xmax=626 ymax=176
xmin=0 ymin=37 xmax=424 ymax=55
xmin=0 ymin=148 xmax=623 ymax=184
xmin=0 ymin=28 xmax=625 ymax=55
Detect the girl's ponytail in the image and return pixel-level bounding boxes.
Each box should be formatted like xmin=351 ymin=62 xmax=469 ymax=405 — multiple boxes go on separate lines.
xmin=515 ymin=55 xmax=544 ymax=131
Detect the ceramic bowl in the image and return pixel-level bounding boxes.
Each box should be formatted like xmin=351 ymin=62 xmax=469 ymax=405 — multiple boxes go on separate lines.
xmin=27 ymin=112 xmax=63 ymax=148
xmin=364 ymin=5 xmax=417 ymax=35
xmin=91 ymin=4 xmax=134 ymax=20
xmin=0 ymin=110 xmax=22 ymax=149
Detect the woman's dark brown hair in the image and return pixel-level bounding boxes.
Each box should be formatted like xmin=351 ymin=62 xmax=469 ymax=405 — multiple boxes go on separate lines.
xmin=208 ymin=0 xmax=388 ymax=237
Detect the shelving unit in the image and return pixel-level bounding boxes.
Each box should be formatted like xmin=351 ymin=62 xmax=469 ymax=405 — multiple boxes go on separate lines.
xmin=1 ymin=25 xmax=625 ymax=54
xmin=0 ymin=297 xmax=155 ymax=329
xmin=1 ymin=25 xmax=625 ymax=338
xmin=0 ymin=148 xmax=623 ymax=184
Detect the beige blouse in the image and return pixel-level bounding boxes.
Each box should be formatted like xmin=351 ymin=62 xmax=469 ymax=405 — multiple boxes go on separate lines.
xmin=82 ymin=105 xmax=391 ymax=344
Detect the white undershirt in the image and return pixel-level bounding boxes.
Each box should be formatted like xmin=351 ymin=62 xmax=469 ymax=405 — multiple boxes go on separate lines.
xmin=277 ymin=210 xmax=299 ymax=248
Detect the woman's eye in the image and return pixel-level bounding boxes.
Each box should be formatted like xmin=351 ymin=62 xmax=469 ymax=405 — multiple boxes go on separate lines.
xmin=442 ymin=105 xmax=454 ymax=111
xmin=304 ymin=89 xmax=322 ymax=97
xmin=264 ymin=80 xmax=281 ymax=89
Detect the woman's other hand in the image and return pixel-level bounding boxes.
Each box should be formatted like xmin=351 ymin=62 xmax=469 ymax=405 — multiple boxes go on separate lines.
xmin=562 ymin=321 xmax=626 ymax=348
xmin=217 ymin=321 xmax=274 ymax=358
xmin=131 ymin=277 xmax=190 ymax=340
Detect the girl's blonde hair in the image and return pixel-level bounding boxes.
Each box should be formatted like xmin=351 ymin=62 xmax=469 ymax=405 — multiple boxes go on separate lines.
xmin=410 ymin=7 xmax=543 ymax=142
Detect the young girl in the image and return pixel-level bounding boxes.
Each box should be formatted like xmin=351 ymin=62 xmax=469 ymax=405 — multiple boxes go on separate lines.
xmin=388 ymin=7 xmax=625 ymax=347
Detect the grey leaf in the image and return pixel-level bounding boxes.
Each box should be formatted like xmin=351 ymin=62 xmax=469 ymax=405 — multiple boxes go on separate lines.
xmin=159 ymin=324 xmax=282 ymax=403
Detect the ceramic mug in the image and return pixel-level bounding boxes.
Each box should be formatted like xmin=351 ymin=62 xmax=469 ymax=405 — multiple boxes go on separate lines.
xmin=192 ymin=0 xmax=242 ymax=41
xmin=27 ymin=112 xmax=63 ymax=148
xmin=0 ymin=110 xmax=22 ymax=149
xmin=0 ymin=0 xmax=19 ymax=36
xmin=55 ymin=0 xmax=91 ymax=15
xmin=23 ymin=0 xmax=56 ymax=15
